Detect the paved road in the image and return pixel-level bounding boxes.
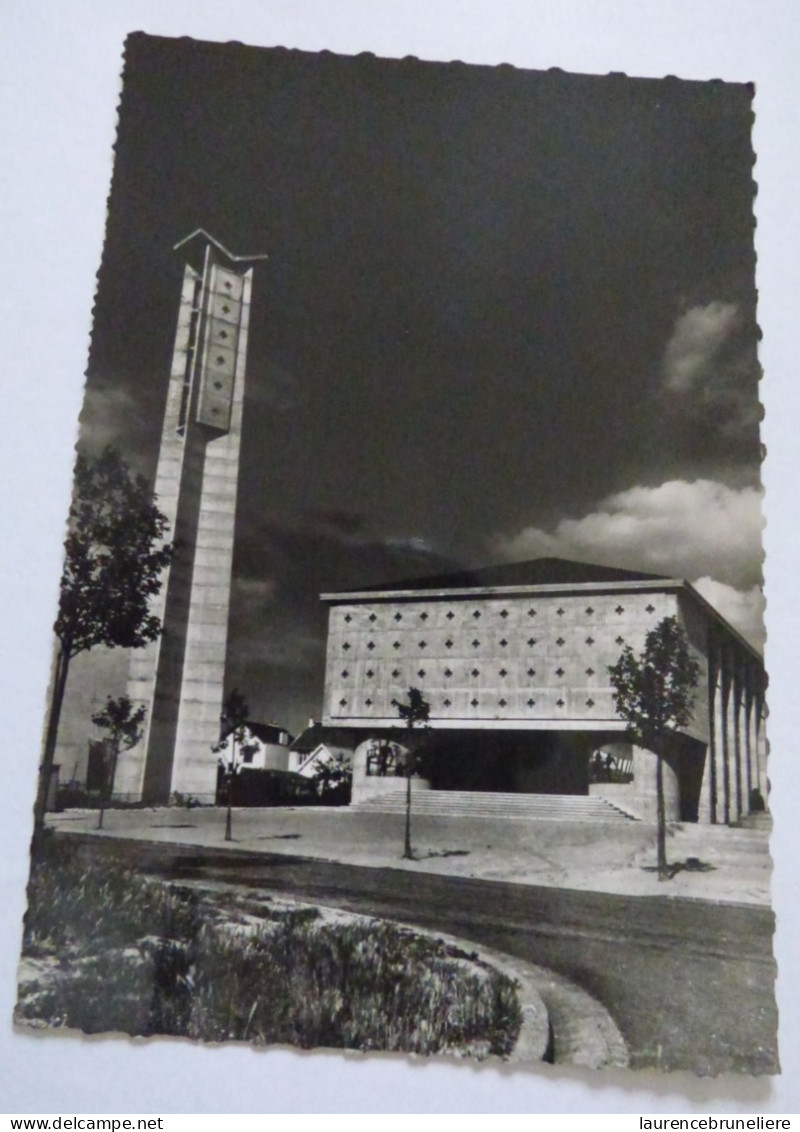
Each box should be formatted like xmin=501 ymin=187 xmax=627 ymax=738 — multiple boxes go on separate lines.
xmin=64 ymin=833 xmax=779 ymax=1075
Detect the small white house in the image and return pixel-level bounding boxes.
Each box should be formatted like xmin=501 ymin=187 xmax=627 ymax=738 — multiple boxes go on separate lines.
xmin=288 ymin=723 xmax=357 ymax=777
xmin=293 ymin=743 xmax=353 ymax=778
xmin=226 ymin=721 xmax=294 ymax=772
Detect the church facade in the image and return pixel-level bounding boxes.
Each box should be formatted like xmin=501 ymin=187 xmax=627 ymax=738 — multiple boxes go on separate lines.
xmin=320 ymin=559 xmax=766 ymax=825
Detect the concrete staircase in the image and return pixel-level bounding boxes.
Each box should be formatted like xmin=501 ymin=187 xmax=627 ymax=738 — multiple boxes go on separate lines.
xmin=665 ymin=815 xmax=773 ymax=864
xmin=352 ymin=789 xmax=636 ymax=823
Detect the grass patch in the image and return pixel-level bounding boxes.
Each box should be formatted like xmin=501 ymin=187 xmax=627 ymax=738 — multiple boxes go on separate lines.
xmin=22 ymin=841 xmax=203 ymax=955
xmin=17 ymin=840 xmax=521 ymax=1057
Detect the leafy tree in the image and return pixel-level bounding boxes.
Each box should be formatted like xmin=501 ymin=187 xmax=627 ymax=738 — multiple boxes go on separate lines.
xmin=212 ymin=688 xmax=260 ymax=841
xmin=392 ymin=687 xmax=431 ymax=860
xmin=91 ymin=695 xmax=146 ymax=830
xmin=35 ymin=447 xmax=173 ymax=836
xmin=607 ymin=616 xmax=701 ymax=880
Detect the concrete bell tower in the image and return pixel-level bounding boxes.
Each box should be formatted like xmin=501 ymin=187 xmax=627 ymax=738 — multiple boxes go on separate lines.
xmin=117 ymin=231 xmax=267 ymax=803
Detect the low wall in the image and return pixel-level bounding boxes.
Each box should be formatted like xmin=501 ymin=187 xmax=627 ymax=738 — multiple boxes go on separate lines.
xmin=350 ymin=736 xmax=431 ymax=805
xmin=590 ymin=746 xmax=680 ymax=822
xmin=589 ymin=782 xmax=640 ymax=819
xmin=351 ymin=776 xmax=431 ymax=806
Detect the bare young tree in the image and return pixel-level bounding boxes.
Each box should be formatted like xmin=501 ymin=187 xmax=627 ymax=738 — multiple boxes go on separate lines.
xmin=392 ymin=687 xmax=431 ymax=860
xmin=90 ymin=694 xmax=147 ymax=830
xmin=213 ymin=688 xmax=260 ymax=841
xmin=36 ymin=447 xmax=173 ymax=839
xmin=608 ymin=616 xmax=701 ymax=880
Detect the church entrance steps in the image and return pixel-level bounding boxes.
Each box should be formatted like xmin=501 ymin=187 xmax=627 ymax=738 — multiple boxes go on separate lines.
xmin=734 ymin=811 xmax=772 ymax=833
xmin=351 ymin=790 xmax=636 ymax=822
xmin=664 ymin=820 xmax=773 ymax=862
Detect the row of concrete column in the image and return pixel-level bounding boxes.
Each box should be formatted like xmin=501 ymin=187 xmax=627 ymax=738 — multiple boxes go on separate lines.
xmin=698 ymin=635 xmax=766 ymax=825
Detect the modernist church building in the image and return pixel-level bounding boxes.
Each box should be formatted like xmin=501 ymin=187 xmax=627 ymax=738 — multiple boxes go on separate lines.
xmin=320 ymin=557 xmax=766 ymax=826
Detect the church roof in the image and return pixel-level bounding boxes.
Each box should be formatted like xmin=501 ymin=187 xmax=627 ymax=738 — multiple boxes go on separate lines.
xmin=319 ymin=557 xmax=763 ymax=663
xmin=337 ymin=557 xmax=673 ymax=594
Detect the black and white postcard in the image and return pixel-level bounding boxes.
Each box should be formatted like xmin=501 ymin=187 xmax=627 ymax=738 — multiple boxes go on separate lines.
xmin=7 ymin=18 xmax=792 ymax=1110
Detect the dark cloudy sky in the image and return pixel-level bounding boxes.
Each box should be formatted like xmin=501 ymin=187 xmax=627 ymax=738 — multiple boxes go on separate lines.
xmin=80 ymin=33 xmax=763 ymax=732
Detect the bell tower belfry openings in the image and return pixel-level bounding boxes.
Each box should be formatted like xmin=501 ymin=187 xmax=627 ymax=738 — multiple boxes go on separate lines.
xmin=117 ymin=231 xmax=267 ymax=803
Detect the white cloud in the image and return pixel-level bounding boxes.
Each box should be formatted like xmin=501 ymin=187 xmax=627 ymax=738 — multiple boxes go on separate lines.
xmin=691 ymin=576 xmax=766 ymax=652
xmin=660 ymin=300 xmax=761 ymax=448
xmin=231 ymin=575 xmax=321 ymax=669
xmin=662 ymin=301 xmax=739 ymax=393
xmin=233 ymin=577 xmax=276 ymax=602
xmin=492 ymin=479 xmax=765 ymax=646
xmin=78 ymin=384 xmax=151 ymax=474
xmin=235 ymin=627 xmax=322 ymax=669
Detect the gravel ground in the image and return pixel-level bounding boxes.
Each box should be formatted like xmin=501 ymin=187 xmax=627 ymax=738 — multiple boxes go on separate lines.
xmin=46 ymin=804 xmax=773 ymax=906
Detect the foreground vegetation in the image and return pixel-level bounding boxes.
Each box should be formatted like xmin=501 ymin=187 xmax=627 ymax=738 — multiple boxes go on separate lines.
xmin=17 ymin=840 xmax=522 ymax=1057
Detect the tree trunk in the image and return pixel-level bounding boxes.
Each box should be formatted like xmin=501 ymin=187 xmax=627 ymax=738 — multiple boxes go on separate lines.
xmin=402 ymin=765 xmax=416 ymax=860
xmin=656 ymin=737 xmax=669 ymax=880
xmin=403 ymin=764 xmax=413 ymax=859
xmin=33 ymin=646 xmax=71 ymax=843
xmin=224 ymin=738 xmax=237 ymax=841
xmin=224 ymin=772 xmax=233 ymax=841
xmin=97 ymin=743 xmax=119 ymax=831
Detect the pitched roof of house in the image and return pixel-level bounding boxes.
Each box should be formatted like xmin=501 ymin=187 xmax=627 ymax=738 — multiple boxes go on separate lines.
xmin=290 ymin=724 xmax=360 ymax=754
xmin=246 ymin=721 xmax=294 ymax=746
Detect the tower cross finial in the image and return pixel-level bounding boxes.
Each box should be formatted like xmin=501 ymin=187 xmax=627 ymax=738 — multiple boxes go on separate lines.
xmin=173 ymin=228 xmax=269 ymax=263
